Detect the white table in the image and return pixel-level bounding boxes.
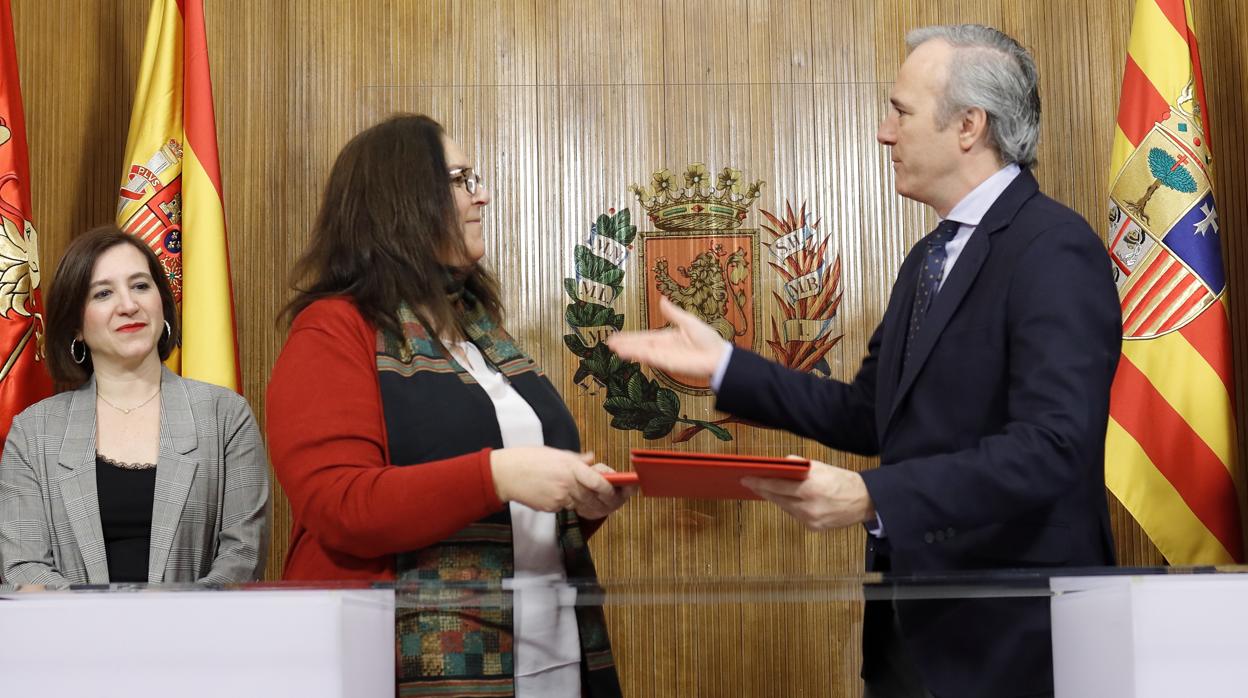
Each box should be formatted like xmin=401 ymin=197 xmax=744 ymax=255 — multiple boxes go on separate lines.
xmin=0 ymin=587 xmax=395 ymax=697
xmin=1051 ymin=573 xmax=1248 ymax=698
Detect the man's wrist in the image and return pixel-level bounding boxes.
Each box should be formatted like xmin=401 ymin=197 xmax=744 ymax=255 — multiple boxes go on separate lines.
xmin=855 ymin=473 xmax=876 ymax=523
xmin=709 ymin=341 xmax=734 ymax=392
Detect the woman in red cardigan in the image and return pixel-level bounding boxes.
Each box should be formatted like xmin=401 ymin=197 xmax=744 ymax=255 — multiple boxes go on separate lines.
xmin=267 ymin=114 xmax=632 ymax=697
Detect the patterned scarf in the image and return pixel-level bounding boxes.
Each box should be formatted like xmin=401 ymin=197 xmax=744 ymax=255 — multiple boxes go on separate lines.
xmin=376 ymin=291 xmax=621 ymax=698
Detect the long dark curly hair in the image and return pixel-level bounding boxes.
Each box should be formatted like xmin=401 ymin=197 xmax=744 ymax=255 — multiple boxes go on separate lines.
xmin=283 ymin=113 xmax=501 ymax=338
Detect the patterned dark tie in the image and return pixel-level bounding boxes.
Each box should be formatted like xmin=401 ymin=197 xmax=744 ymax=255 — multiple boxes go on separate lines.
xmin=904 ymin=219 xmax=960 ymax=368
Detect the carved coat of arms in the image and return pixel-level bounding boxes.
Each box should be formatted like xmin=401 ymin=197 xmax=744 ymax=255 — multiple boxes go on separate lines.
xmin=634 ymin=164 xmax=761 ymax=395
xmin=564 ymin=163 xmax=845 ymax=443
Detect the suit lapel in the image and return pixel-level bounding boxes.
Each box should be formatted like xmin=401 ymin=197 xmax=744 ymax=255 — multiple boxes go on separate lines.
xmin=883 ymin=170 xmax=1040 ymax=435
xmin=148 ymin=369 xmax=199 ymax=583
xmin=55 ymin=378 xmax=110 ymax=583
xmin=875 ymin=254 xmax=921 ymax=438
xmin=887 ymin=230 xmax=991 ymax=426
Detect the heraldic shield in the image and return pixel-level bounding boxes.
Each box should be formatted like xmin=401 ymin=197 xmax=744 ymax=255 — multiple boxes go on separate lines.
xmin=633 ymin=164 xmax=762 ymax=395
xmin=563 ymin=162 xmax=843 ymax=443
xmin=118 ymin=139 xmax=185 ymax=302
xmin=638 ymin=231 xmax=761 ymax=394
xmin=1109 ymin=79 xmax=1222 ymax=340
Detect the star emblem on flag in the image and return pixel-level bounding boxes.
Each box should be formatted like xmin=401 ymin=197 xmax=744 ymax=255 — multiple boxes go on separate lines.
xmin=1193 ymin=202 xmax=1218 ymax=237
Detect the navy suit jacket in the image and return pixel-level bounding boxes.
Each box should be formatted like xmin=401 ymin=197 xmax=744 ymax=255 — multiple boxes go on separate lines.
xmin=717 ymin=170 xmax=1121 ymax=698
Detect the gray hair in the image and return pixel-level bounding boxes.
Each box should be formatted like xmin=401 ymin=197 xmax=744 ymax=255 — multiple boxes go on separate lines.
xmin=906 ymin=24 xmax=1041 ymax=168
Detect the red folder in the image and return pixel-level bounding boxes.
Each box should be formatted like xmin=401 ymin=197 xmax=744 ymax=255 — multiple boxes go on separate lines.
xmin=603 ymin=449 xmax=810 ymax=500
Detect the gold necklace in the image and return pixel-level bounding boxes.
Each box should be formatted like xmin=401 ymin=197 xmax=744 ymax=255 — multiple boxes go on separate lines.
xmin=97 ymin=388 xmax=160 ymax=415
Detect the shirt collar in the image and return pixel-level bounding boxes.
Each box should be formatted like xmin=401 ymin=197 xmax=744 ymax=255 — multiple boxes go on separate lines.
xmin=941 ymin=163 xmax=1022 ymax=227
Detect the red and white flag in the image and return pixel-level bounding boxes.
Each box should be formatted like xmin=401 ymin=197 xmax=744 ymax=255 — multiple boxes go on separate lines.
xmin=0 ymin=0 xmax=52 ymax=444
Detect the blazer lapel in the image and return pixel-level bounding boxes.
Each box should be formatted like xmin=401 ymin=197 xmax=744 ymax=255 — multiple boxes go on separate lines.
xmin=55 ymin=378 xmax=110 ymax=583
xmin=875 ymin=257 xmax=920 ymax=438
xmin=884 ymin=170 xmax=1040 ymax=433
xmin=148 ymin=369 xmax=199 ymax=583
xmin=886 ymin=229 xmax=991 ymax=428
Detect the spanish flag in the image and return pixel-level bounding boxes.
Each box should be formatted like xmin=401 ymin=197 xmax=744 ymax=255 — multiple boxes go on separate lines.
xmin=1106 ymin=0 xmax=1242 ymax=564
xmin=117 ymin=0 xmax=240 ymax=392
xmin=0 ymin=0 xmax=52 ymax=442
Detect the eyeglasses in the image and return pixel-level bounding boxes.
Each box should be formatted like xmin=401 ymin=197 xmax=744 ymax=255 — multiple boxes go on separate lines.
xmin=449 ymin=167 xmax=483 ymax=196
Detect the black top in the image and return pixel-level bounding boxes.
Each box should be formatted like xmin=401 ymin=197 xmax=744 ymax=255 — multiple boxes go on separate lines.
xmin=95 ymin=454 xmax=157 ymax=583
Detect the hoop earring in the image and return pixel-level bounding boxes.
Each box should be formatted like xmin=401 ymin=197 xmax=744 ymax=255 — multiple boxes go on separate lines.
xmin=163 ymin=320 xmax=171 ymax=342
xmin=70 ymin=339 xmax=87 ymax=365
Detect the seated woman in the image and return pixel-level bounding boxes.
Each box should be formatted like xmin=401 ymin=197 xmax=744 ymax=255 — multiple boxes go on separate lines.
xmin=267 ymin=113 xmax=632 ymax=697
xmin=0 ymin=226 xmax=270 ymax=587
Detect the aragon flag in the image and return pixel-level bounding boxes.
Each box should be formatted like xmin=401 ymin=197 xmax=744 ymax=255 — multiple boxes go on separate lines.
xmin=117 ymin=0 xmax=241 ymax=392
xmin=1105 ymin=0 xmax=1243 ymax=564
xmin=0 ymin=0 xmax=53 ymax=443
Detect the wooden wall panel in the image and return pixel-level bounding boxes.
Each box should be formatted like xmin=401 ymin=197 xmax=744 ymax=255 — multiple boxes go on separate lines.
xmin=203 ymin=0 xmax=292 ymax=575
xmin=12 ymin=0 xmax=146 ymax=286
xmin=11 ymin=1 xmax=1248 ymax=695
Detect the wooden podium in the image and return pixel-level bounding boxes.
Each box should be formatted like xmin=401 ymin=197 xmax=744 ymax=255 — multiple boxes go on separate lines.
xmin=0 ymin=587 xmax=395 ymax=697
xmin=1051 ymin=573 xmax=1248 ymax=698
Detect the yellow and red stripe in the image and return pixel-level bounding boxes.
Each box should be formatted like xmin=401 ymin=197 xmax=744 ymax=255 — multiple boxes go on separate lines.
xmin=1107 ymin=0 xmax=1242 ymax=565
xmin=180 ymin=0 xmax=241 ymax=391
xmin=118 ymin=0 xmax=240 ymax=392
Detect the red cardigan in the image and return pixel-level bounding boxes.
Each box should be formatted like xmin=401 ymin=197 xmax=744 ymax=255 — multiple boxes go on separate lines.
xmin=267 ymin=299 xmax=504 ymax=581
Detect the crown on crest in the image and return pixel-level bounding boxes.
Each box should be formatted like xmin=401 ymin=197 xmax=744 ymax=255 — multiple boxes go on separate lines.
xmin=629 ymin=163 xmax=764 ymax=231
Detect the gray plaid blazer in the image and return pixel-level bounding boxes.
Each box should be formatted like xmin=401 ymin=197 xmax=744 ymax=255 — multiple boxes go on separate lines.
xmin=0 ymin=368 xmax=270 ymax=587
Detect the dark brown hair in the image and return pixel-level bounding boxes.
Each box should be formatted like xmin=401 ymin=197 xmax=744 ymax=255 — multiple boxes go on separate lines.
xmin=283 ymin=113 xmax=502 ymax=337
xmin=44 ymin=225 xmax=180 ymax=389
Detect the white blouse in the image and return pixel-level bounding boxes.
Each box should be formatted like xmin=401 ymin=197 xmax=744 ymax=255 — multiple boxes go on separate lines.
xmin=450 ymin=341 xmax=581 ymax=696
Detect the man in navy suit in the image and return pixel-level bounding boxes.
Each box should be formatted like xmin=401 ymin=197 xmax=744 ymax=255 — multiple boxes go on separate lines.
xmin=608 ymin=24 xmax=1121 ymax=698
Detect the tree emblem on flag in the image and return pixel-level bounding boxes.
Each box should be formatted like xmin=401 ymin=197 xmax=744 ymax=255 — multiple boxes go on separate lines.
xmin=564 ymin=164 xmax=843 ymax=443
xmin=1124 ymin=147 xmax=1198 ymax=224
xmin=1108 ymin=93 xmax=1219 ymax=339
